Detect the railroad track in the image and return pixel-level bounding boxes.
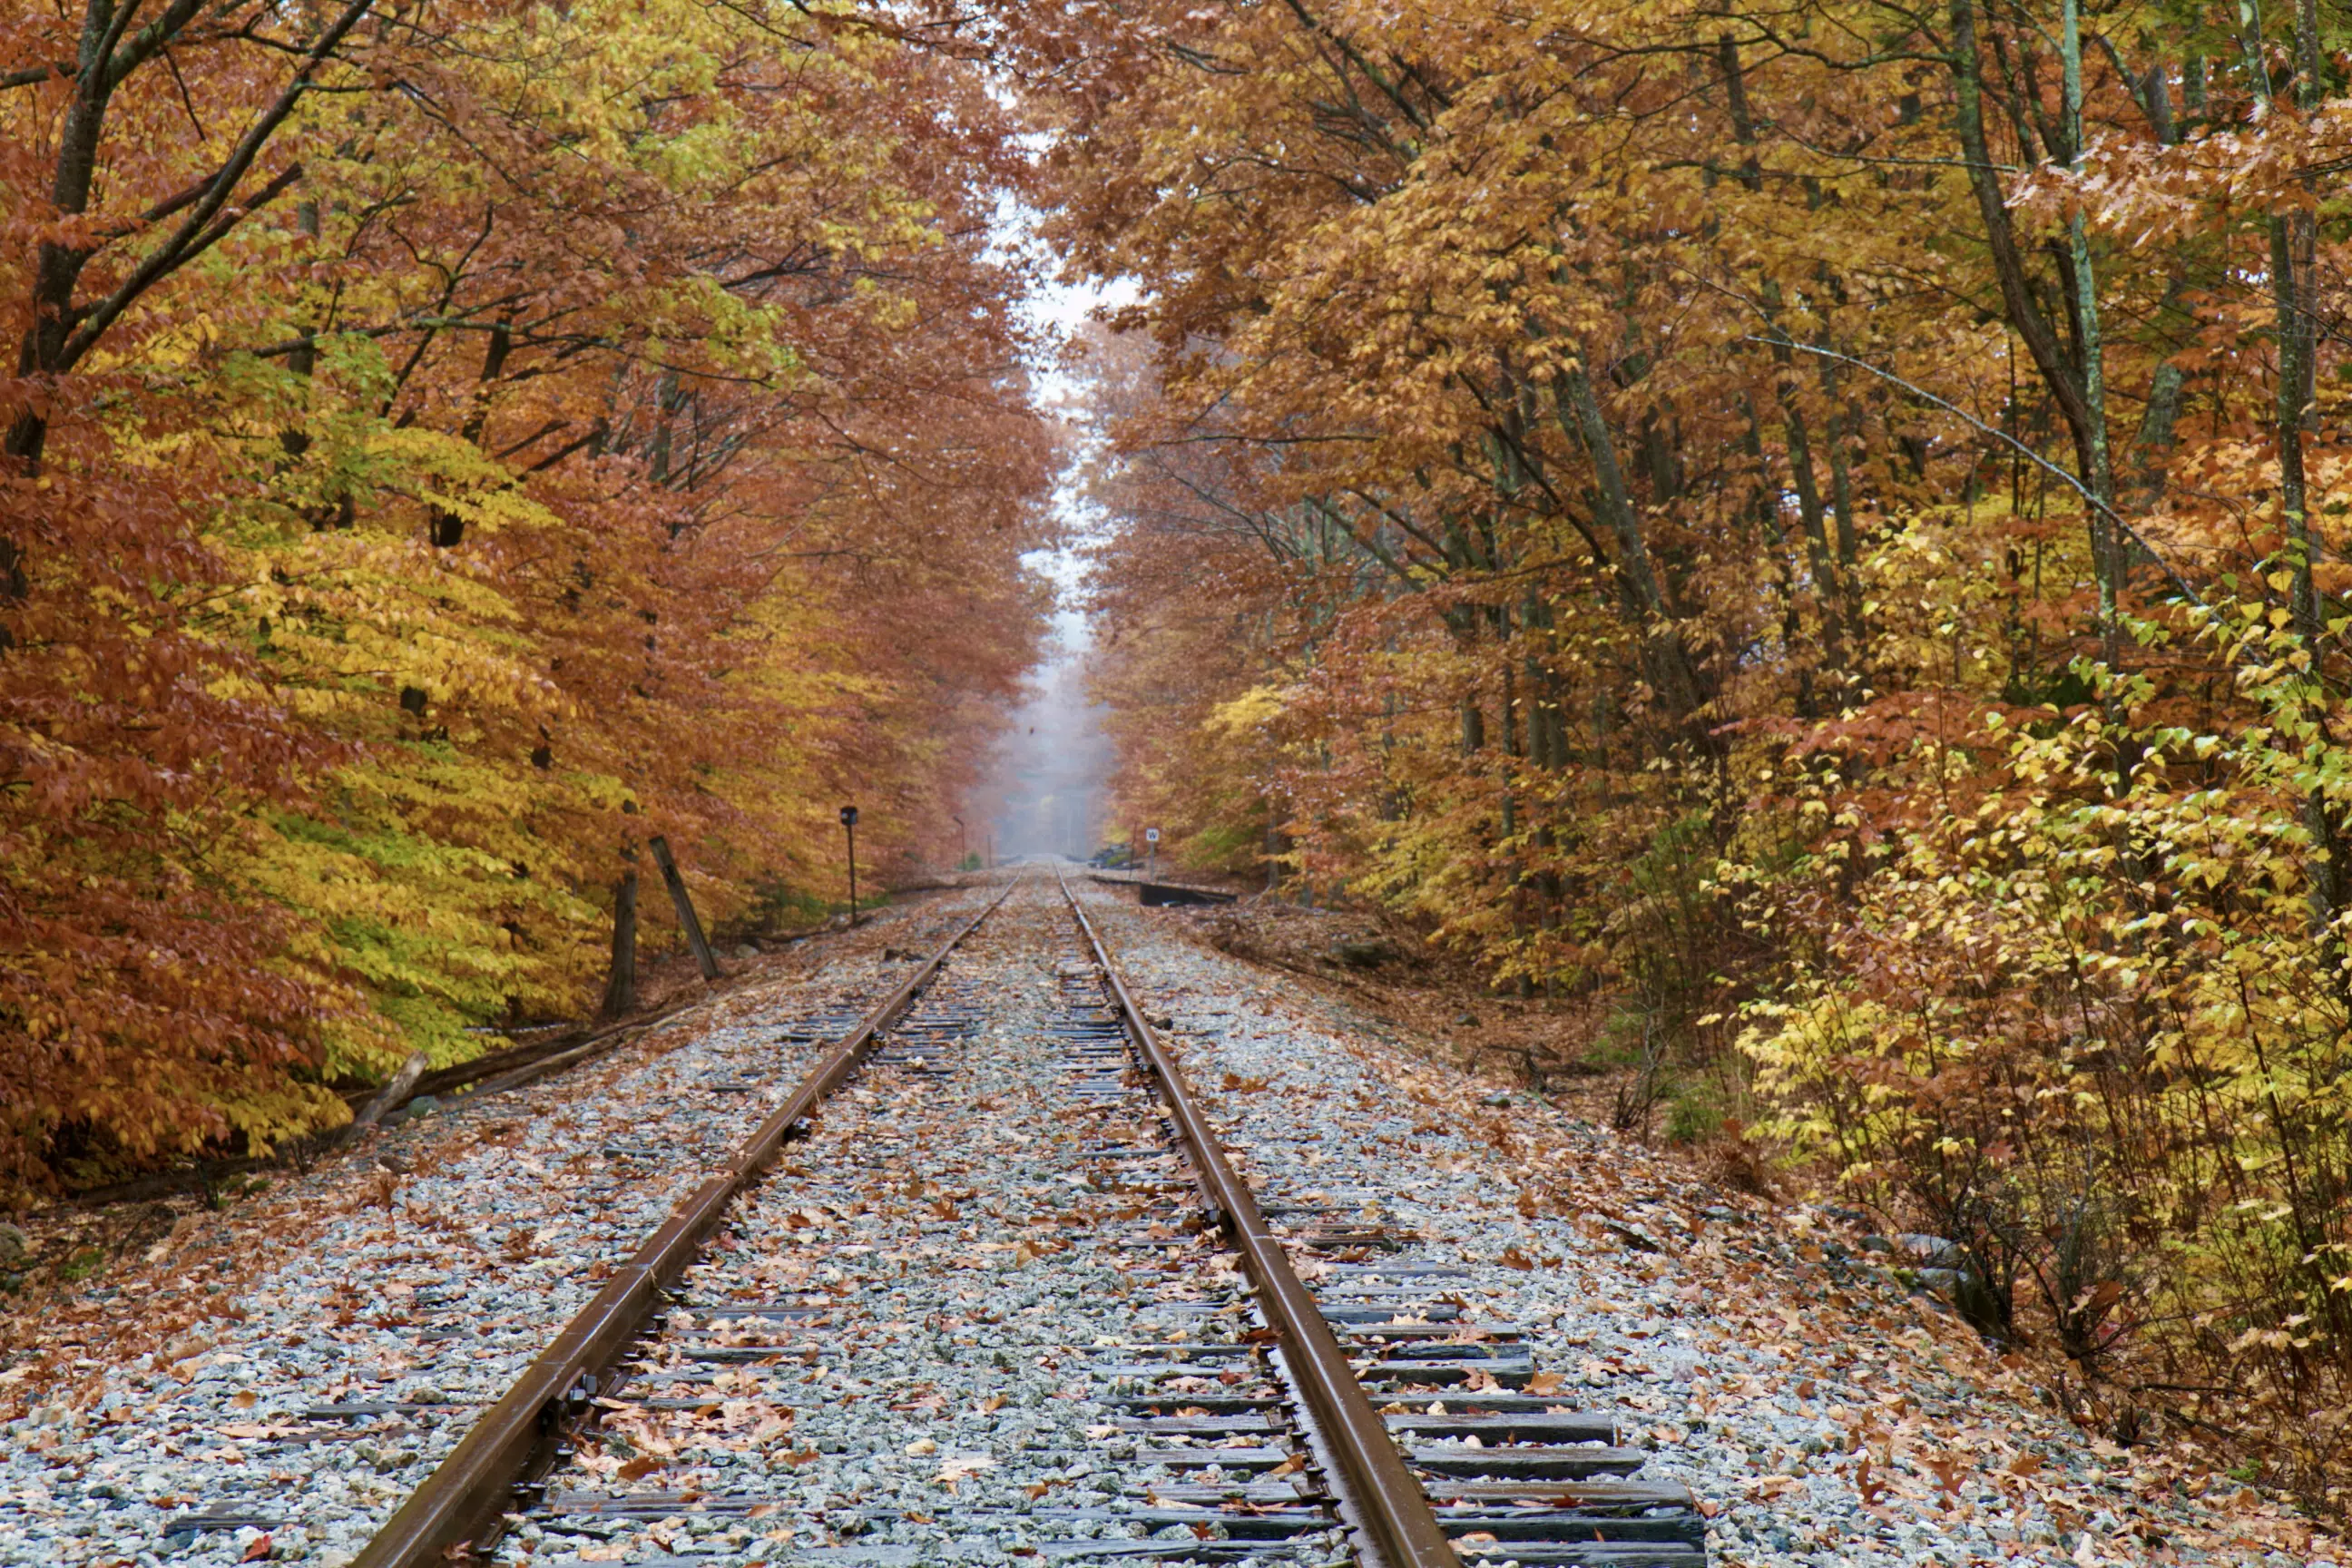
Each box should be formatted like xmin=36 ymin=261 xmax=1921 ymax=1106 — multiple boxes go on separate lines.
xmin=226 ymin=873 xmax=1709 ymax=1566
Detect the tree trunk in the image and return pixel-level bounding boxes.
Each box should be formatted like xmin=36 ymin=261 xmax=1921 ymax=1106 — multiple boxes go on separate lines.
xmin=601 ymin=870 xmax=640 ymax=1018
xmin=350 ymin=1051 xmax=429 ymax=1132
xmin=1557 ymin=362 xmax=1705 ymax=724
xmin=2237 ymin=0 xmax=2346 ymax=943
xmin=648 ymin=834 xmax=720 ymax=981
xmin=2058 ymin=0 xmax=2121 ymax=668
xmin=1947 ymin=0 xmax=2101 ymax=487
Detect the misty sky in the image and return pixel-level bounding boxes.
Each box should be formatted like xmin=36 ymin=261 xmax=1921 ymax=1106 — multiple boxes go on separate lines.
xmin=977 ymin=610 xmax=1114 ymax=859
xmin=969 ymin=250 xmax=1129 ymax=861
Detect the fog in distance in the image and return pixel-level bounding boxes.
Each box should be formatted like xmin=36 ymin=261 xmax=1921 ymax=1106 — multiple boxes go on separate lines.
xmin=977 ymin=611 xmax=1112 ymax=861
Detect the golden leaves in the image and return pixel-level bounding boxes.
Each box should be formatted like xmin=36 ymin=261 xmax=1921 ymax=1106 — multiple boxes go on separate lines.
xmin=0 ymin=0 xmax=1055 ymax=1198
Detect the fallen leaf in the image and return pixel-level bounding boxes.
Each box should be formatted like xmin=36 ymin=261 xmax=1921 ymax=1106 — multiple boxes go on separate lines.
xmin=936 ymin=1455 xmax=995 ymax=1484
xmin=159 ymin=1335 xmax=213 ymax=1367
xmin=1524 ymin=1371 xmax=1564 ymax=1396
xmin=240 ymin=1537 xmax=273 ymax=1563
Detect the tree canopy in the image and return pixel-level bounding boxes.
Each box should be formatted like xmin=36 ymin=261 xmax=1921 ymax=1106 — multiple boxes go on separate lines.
xmin=2 ymin=0 xmax=1054 ymax=1192
xmin=1038 ymin=0 xmax=2352 ymax=1506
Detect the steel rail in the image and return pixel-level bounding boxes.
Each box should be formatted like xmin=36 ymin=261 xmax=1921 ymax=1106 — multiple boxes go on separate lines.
xmin=1056 ymin=873 xmax=1465 ymax=1568
xmin=354 ymin=877 xmax=1020 ymax=1568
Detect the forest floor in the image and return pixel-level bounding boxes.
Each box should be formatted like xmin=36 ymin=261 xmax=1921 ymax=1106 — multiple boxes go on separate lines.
xmin=0 ymin=889 xmax=952 ymax=1345
xmin=0 ymin=872 xmax=2340 ymax=1566
xmin=1115 ymin=889 xmax=2347 ymax=1564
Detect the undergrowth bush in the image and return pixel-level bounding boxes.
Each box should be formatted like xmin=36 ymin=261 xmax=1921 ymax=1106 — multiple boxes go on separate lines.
xmin=1736 ymin=584 xmax=2352 ymax=1514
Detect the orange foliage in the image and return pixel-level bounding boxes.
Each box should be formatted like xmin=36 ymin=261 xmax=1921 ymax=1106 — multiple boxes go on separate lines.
xmin=1 ymin=0 xmax=1054 ymax=1191
xmin=1040 ymin=0 xmax=2352 ymax=1505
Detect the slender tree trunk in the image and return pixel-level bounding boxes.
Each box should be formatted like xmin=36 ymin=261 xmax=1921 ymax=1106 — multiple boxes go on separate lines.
xmin=1947 ymin=0 xmax=2102 ymax=487
xmin=2057 ymin=0 xmax=2122 ymax=669
xmin=1558 ymin=362 xmax=1705 ymax=724
xmin=1461 ymin=692 xmax=1485 ymax=756
xmin=1818 ymin=359 xmax=1862 ymax=570
xmin=601 ymin=870 xmax=640 ymax=1018
xmin=429 ymin=318 xmax=515 ymax=547
xmin=2239 ymin=0 xmax=2347 ymax=940
xmin=648 ymin=834 xmax=720 ymax=981
xmin=3 ymin=0 xmax=121 ymax=634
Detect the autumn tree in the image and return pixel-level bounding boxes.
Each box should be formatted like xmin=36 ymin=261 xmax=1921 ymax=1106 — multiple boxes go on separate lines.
xmin=1 ymin=0 xmax=1054 ymax=1193
xmin=1040 ymin=0 xmax=2352 ymax=1503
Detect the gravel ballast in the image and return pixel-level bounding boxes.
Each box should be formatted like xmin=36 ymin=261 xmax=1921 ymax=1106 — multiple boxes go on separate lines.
xmin=489 ymin=879 xmax=1348 ymax=1566
xmin=2 ymin=868 xmax=2339 ymax=1568
xmin=1073 ymin=881 xmax=2347 ymax=1568
xmin=0 ymin=892 xmax=985 ymax=1568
